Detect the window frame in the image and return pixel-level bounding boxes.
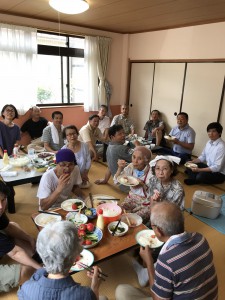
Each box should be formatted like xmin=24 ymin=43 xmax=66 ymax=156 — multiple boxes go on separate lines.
xmin=37 ymin=30 xmax=85 ymax=107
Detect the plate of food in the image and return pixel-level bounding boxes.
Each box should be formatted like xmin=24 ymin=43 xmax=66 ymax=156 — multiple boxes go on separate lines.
xmin=85 ymin=194 xmax=117 ymax=208
xmin=121 ymin=213 xmax=143 ymax=227
xmin=66 ymin=212 xmax=88 ymax=227
xmin=70 ymin=249 xmax=94 ymax=272
xmin=184 ymin=162 xmax=198 ymax=169
xmin=136 ymin=229 xmax=164 ymax=248
xmin=118 ymin=175 xmax=139 ymax=187
xmin=61 ymin=199 xmax=85 ymax=211
xmin=34 ymin=213 xmax=62 ymax=227
xmin=164 ymin=135 xmax=176 ymax=141
xmin=78 ymin=225 xmax=103 ymax=249
xmin=37 ymin=152 xmax=55 ymax=161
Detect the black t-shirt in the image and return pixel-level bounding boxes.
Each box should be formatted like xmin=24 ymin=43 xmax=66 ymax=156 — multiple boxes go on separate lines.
xmin=21 ymin=117 xmax=48 ymax=139
xmin=0 ymin=213 xmax=15 ymax=257
xmin=0 ymin=212 xmax=9 ymax=230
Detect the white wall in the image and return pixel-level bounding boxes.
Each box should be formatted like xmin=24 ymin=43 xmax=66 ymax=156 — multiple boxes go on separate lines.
xmin=128 ymin=22 xmax=225 ymax=60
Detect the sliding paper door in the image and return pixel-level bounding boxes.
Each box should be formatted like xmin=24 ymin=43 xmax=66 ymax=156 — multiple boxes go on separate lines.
xmin=182 ymin=63 xmax=225 ymax=156
xmin=129 ymin=63 xmax=154 ymax=136
xmin=151 ymin=63 xmax=186 ymax=134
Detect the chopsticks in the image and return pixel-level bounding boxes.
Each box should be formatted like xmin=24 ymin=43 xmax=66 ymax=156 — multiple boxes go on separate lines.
xmin=112 ymin=219 xmax=121 ymax=236
xmin=123 ymin=209 xmax=131 ymax=226
xmin=97 ymin=198 xmax=120 ymax=201
xmin=38 ymin=210 xmax=60 ymax=216
xmin=89 ymin=193 xmax=94 ymax=208
xmin=77 ymin=262 xmax=108 ymax=280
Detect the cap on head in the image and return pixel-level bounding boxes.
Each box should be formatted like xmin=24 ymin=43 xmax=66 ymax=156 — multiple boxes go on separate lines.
xmin=56 ymin=149 xmax=75 ymax=164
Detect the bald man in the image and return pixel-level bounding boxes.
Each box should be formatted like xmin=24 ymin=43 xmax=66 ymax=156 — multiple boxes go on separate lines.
xmin=111 ymin=104 xmax=135 ymax=136
xmin=116 ymin=201 xmax=218 ymax=300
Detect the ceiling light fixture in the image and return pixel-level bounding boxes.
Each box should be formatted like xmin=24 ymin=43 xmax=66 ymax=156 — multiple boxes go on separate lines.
xmin=49 ymin=0 xmax=89 ymax=14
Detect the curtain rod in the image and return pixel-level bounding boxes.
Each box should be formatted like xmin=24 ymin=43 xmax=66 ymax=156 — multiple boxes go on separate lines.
xmin=0 ymin=18 xmax=111 ymax=39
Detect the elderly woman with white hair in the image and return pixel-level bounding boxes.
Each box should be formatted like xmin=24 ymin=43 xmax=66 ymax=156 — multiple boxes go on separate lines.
xmin=114 ymin=146 xmax=153 ymax=223
xmin=18 ymin=221 xmax=107 ymax=300
xmin=148 ymin=155 xmax=185 ymax=210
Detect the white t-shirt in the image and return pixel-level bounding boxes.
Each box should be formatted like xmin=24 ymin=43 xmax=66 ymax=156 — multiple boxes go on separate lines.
xmin=37 ymin=166 xmax=82 ymax=208
xmin=98 ymin=116 xmax=110 ymax=134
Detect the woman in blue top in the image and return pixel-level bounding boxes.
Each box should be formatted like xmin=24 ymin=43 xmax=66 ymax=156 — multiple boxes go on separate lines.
xmin=0 ymin=104 xmax=20 ymax=157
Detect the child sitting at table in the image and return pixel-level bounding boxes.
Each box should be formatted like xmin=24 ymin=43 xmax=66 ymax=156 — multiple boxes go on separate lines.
xmin=114 ymin=146 xmax=153 ymax=223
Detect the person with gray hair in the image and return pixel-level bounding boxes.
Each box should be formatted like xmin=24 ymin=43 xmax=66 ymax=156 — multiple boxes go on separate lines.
xmin=115 ymin=201 xmax=218 ymax=300
xmin=18 ymin=221 xmax=107 ymax=300
xmin=115 ymin=146 xmax=153 ymax=223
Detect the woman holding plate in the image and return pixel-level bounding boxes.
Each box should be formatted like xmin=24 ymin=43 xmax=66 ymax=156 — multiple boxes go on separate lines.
xmin=114 ymin=146 xmax=153 ymax=223
xmin=148 ymin=155 xmax=184 ymax=210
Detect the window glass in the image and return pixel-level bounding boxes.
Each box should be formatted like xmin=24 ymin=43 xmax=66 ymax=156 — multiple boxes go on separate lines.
xmin=37 ymin=32 xmax=85 ymax=105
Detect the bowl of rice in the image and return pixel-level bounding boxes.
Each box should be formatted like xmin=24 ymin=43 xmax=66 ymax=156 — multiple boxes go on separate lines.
xmin=96 ymin=203 xmax=122 ymax=225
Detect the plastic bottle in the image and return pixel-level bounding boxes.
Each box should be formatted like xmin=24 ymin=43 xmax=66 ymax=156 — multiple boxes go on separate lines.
xmin=2 ymin=150 xmax=9 ymax=165
xmin=96 ymin=208 xmax=105 ymax=231
xmin=13 ymin=144 xmax=19 ymax=158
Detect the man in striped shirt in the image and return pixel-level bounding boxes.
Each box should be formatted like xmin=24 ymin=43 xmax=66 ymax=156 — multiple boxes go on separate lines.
xmin=116 ymin=201 xmax=218 ymax=300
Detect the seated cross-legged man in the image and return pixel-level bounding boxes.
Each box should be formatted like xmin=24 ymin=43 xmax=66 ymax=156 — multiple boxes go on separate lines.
xmin=111 ymin=104 xmax=135 ymax=136
xmin=0 ymin=180 xmax=41 ymax=293
xmin=21 ymin=106 xmax=49 ymax=152
xmin=184 ymin=122 xmax=225 ymax=185
xmin=79 ymin=114 xmax=107 ymax=161
xmin=115 ymin=201 xmax=218 ymax=300
xmin=37 ymin=149 xmax=83 ymax=210
xmin=41 ymin=111 xmax=64 ymax=153
xmin=143 ymin=110 xmax=165 ymax=146
xmin=160 ymin=112 xmax=195 ymax=164
xmin=95 ymin=125 xmax=140 ymax=191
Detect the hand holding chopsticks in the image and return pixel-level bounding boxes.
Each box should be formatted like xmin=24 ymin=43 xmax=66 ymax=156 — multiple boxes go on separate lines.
xmin=78 ymin=262 xmax=108 ymax=281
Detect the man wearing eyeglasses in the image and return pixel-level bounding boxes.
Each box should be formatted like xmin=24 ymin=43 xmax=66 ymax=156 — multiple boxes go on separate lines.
xmin=37 ymin=149 xmax=83 ymax=210
xmin=116 ymin=201 xmax=218 ymax=300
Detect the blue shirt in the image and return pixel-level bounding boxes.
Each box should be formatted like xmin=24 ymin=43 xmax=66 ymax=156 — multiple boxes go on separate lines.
xmin=170 ymin=124 xmax=195 ymax=154
xmin=18 ymin=268 xmax=96 ymax=300
xmin=198 ymin=138 xmax=225 ymax=174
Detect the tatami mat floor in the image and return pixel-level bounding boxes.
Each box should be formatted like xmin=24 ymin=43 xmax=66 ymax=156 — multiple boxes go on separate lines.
xmin=1 ymin=162 xmax=225 ymax=299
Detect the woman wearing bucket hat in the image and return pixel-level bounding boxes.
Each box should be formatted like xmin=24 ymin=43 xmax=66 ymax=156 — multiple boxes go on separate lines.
xmin=37 ymin=149 xmax=83 ymax=210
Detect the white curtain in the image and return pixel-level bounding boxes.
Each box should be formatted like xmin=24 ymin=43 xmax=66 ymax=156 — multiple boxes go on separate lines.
xmin=84 ymin=36 xmax=98 ymax=112
xmin=0 ymin=24 xmax=37 ymax=115
xmin=97 ymin=37 xmax=111 ymax=106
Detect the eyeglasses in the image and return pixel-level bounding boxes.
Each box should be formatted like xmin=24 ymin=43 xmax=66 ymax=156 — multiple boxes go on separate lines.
xmin=58 ymin=162 xmax=75 ymax=168
xmin=66 ymin=132 xmax=77 ymax=137
xmin=5 ymin=108 xmax=15 ymax=113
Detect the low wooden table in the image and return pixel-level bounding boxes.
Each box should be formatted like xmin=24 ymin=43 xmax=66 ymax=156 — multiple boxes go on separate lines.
xmin=31 ymin=208 xmax=147 ymax=264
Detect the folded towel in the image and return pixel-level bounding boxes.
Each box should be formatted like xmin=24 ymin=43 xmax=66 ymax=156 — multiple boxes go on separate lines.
xmin=50 ymin=124 xmax=64 ymax=144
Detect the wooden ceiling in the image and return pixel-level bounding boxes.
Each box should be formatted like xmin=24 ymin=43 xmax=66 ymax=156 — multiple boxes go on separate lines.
xmin=1 ymin=0 xmax=225 ymax=34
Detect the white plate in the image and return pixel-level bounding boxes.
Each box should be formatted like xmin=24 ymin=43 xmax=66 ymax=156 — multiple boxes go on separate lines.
xmin=34 ymin=213 xmax=62 ymax=227
xmin=184 ymin=162 xmax=198 ymax=169
xmin=85 ymin=194 xmax=117 ymax=208
xmin=70 ymin=249 xmax=94 ymax=272
xmin=136 ymin=229 xmax=164 ymax=248
xmin=61 ymin=199 xmax=85 ymax=211
xmin=164 ymin=135 xmax=176 ymax=141
xmin=118 ymin=175 xmax=139 ymax=187
xmin=121 ymin=213 xmax=143 ymax=227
